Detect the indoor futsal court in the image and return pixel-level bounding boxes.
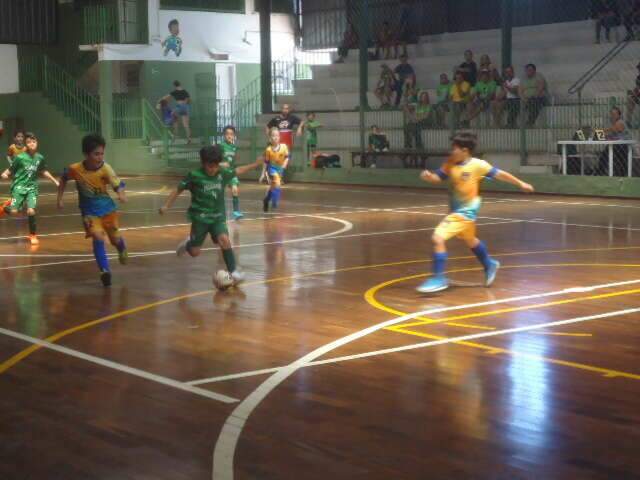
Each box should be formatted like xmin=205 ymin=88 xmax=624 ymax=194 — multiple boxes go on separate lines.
xmin=1 ymin=179 xmax=639 ymax=479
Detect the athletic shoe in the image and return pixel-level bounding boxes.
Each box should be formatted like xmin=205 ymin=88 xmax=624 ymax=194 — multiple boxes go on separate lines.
xmin=231 ymin=269 xmax=245 ymax=286
xmin=263 ymin=198 xmax=269 ymax=213
xmin=485 ymin=259 xmax=500 ymax=287
xmin=232 ymin=211 xmax=244 ymax=220
xmin=118 ymin=248 xmax=129 ymax=265
xmin=416 ymin=276 xmax=449 ymax=294
xmin=100 ymin=270 xmax=112 ymax=287
xmin=0 ymin=199 xmax=9 ymax=218
xmin=176 ymin=237 xmax=190 ymax=257
xmin=28 ymin=235 xmax=39 ymax=246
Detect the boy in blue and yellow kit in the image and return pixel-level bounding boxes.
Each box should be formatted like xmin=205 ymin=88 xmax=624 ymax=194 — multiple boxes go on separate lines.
xmin=57 ymin=134 xmax=128 ymax=287
xmin=418 ymin=131 xmax=534 ymax=293
xmin=262 ymin=127 xmax=289 ymax=212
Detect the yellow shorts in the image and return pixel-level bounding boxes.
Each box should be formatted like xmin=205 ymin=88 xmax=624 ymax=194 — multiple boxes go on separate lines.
xmin=83 ymin=211 xmax=120 ymax=239
xmin=434 ymin=213 xmax=476 ymax=242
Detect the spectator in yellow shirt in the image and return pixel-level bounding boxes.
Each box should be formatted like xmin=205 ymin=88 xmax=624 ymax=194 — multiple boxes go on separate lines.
xmin=450 ymin=71 xmax=471 ymax=128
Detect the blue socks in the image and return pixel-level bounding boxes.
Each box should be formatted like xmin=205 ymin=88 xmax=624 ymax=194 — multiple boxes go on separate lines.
xmin=93 ymin=239 xmax=110 ymax=272
xmin=271 ymin=188 xmax=281 ymax=207
xmin=433 ymin=252 xmax=448 ymax=278
xmin=472 ymin=241 xmax=492 ymax=270
xmin=264 ymin=190 xmax=273 ymax=203
xmin=116 ymin=237 xmax=126 ymax=253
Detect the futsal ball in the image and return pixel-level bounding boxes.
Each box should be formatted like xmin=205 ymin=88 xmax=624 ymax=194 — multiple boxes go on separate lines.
xmin=214 ymin=270 xmax=234 ymax=290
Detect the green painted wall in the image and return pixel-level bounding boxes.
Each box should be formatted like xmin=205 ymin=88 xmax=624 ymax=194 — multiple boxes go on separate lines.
xmin=235 ymin=63 xmax=260 ymax=93
xmin=14 ymin=92 xmax=85 ymax=173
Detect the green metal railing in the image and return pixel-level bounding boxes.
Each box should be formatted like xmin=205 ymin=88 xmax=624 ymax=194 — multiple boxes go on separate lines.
xmin=19 ymin=56 xmax=101 ymax=133
xmin=216 ymin=77 xmax=262 ymax=137
xmin=82 ymin=1 xmax=148 ymax=44
xmin=142 ymin=99 xmax=170 ymax=163
xmin=113 ymin=95 xmax=143 ymax=139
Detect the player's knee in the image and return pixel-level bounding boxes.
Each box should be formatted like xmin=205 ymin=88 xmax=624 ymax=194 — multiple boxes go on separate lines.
xmin=92 ymin=231 xmax=106 ymax=242
xmin=188 ymin=246 xmax=201 ymax=257
xmin=431 ymin=234 xmax=444 ymax=246
xmin=26 ymin=208 xmax=36 ymax=216
xmin=217 ymin=235 xmax=231 ymax=249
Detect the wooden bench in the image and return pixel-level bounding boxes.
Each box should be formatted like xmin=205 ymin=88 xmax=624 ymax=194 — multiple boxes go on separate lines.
xmin=351 ymin=150 xmax=451 ymax=169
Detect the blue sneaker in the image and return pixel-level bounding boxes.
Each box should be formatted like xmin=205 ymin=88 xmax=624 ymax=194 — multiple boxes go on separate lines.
xmin=416 ymin=276 xmax=449 ymax=293
xmin=232 ymin=211 xmax=244 ymax=220
xmin=485 ymin=259 xmax=500 ymax=287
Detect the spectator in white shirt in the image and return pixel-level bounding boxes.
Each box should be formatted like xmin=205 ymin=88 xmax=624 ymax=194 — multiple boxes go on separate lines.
xmin=493 ymin=66 xmax=521 ymax=128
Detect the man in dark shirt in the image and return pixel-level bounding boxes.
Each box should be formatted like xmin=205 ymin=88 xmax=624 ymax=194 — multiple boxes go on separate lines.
xmin=393 ymin=54 xmax=416 ymax=106
xmin=266 ymin=104 xmax=302 ymax=154
xmin=592 ymin=0 xmax=619 ymax=43
xmin=458 ymin=50 xmax=478 ymax=86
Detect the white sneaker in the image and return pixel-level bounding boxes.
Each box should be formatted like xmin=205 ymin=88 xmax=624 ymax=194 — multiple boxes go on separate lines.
xmin=231 ymin=269 xmax=245 ymax=285
xmin=176 ymin=237 xmax=190 ymax=257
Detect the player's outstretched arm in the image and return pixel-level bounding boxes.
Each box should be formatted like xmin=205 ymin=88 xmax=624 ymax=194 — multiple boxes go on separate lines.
xmin=57 ymin=177 xmax=67 ymax=209
xmin=494 ymin=170 xmax=534 ymax=192
xmin=235 ymin=158 xmax=263 ymax=176
xmin=42 ymin=170 xmax=59 ymax=187
xmin=296 ymin=122 xmax=305 ymax=137
xmin=116 ymin=186 xmax=127 ymax=203
xmin=1 ymin=168 xmax=10 ymax=180
xmin=420 ymin=169 xmax=444 ymax=184
xmin=159 ymin=188 xmax=181 ymax=215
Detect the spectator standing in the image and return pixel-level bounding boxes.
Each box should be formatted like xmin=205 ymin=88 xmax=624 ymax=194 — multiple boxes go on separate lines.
xmin=450 ymin=71 xmax=472 ymax=128
xmin=159 ymin=80 xmax=192 ymax=143
xmin=376 ymin=21 xmax=394 ymax=60
xmin=393 ymin=54 xmax=416 ymax=107
xmin=336 ymin=21 xmax=358 ymax=63
xmin=374 ymin=64 xmax=396 ymax=109
xmin=592 ymin=0 xmax=620 ymax=43
xmin=458 ymin=50 xmax=478 ymax=86
xmin=493 ymin=66 xmax=521 ymax=128
xmin=297 ymin=112 xmax=323 ymax=164
xmin=404 ymin=91 xmax=434 ymax=149
xmin=435 ymin=73 xmax=451 ymax=127
xmin=598 ymin=107 xmax=631 ymax=175
xmin=519 ymin=64 xmax=548 ymax=127
xmin=626 ymin=62 xmax=640 ymax=125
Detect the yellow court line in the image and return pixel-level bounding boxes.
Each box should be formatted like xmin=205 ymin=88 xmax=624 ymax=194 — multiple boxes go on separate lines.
xmin=395 ymin=286 xmax=640 ymax=329
xmin=444 ymin=322 xmax=496 ymax=330
xmin=389 ymin=326 xmax=640 ymax=380
xmin=365 ymin=263 xmax=640 ymax=380
xmin=2 ymin=248 xmax=640 ymax=374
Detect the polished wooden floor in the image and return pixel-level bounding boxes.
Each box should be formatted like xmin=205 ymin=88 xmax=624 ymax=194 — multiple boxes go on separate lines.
xmin=1 ymin=178 xmax=639 ymax=480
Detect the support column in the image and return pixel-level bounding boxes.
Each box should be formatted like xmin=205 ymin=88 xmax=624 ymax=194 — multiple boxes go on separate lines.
xmin=259 ymin=0 xmax=273 ymax=114
xmin=98 ymin=60 xmax=113 ymax=142
xmin=358 ymin=0 xmax=369 ymax=156
xmin=501 ymin=0 xmax=513 ymax=70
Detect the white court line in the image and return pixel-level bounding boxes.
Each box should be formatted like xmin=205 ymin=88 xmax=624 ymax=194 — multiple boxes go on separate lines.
xmin=0 ymin=326 xmax=238 ymax=404
xmin=192 ymin=275 xmax=640 ymax=387
xmin=0 ymin=221 xmax=516 ymax=271
xmin=211 ymin=281 xmax=640 ymax=479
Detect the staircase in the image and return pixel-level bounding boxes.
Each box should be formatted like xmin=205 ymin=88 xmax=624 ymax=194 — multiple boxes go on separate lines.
xmin=19 ymin=55 xmax=101 ymax=133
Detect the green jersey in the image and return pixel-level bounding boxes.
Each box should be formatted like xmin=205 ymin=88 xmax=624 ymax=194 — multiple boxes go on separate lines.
xmin=436 ymin=83 xmax=450 ymax=104
xmin=10 ymin=152 xmax=46 ymax=193
xmin=178 ymin=167 xmax=237 ymax=224
xmin=473 ymin=80 xmax=497 ymax=99
xmin=306 ymin=120 xmax=320 ymax=146
xmin=220 ymin=141 xmax=237 ymax=168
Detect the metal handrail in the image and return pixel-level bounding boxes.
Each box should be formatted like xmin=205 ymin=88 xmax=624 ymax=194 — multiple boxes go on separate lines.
xmin=568 ymin=38 xmax=631 ymax=96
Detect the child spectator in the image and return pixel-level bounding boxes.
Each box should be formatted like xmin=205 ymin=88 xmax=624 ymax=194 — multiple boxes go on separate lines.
xmin=368 ymin=125 xmax=390 ymax=152
xmin=450 ymin=71 xmax=472 ymax=128
xmin=466 ymin=69 xmax=498 ymax=124
xmin=458 ymin=50 xmax=478 ymax=86
xmin=405 ymin=91 xmax=434 ymax=149
xmin=297 ymin=112 xmax=323 ymax=163
xmin=394 ymin=54 xmax=416 ymax=106
xmin=374 ymin=64 xmax=396 ymax=109
xmin=435 ymin=74 xmax=451 ymax=127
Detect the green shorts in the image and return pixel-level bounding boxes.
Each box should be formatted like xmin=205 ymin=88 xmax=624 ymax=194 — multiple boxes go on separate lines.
xmin=9 ymin=189 xmax=38 ymax=211
xmin=189 ymin=220 xmax=229 ymax=247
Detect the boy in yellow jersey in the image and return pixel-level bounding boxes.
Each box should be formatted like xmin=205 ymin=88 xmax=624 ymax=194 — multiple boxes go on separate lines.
xmin=7 ymin=130 xmax=26 ymax=166
xmin=57 ymin=134 xmax=128 ymax=287
xmin=262 ymin=127 xmax=289 ymax=212
xmin=417 ymin=131 xmax=534 ymax=293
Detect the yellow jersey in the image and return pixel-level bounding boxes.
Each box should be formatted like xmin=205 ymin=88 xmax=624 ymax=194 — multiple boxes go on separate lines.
xmin=62 ymin=161 xmax=124 ymax=217
xmin=264 ymin=144 xmax=289 ymax=171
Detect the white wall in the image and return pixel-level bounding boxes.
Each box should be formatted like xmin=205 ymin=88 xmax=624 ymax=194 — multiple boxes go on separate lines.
xmin=100 ymin=8 xmax=295 ymax=64
xmin=0 ymin=45 xmax=19 ymax=93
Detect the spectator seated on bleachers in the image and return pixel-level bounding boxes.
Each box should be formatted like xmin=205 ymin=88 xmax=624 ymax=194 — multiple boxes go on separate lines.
xmin=434 ymin=73 xmax=451 ymax=127
xmin=592 ymin=0 xmax=620 ymax=43
xmin=457 ymin=49 xmax=478 ymax=86
xmin=368 ymin=125 xmax=390 ymax=153
xmin=404 ymin=91 xmax=434 ymax=149
xmin=335 ymin=21 xmax=358 ymax=63
xmin=374 ymin=64 xmax=396 ymax=109
xmin=519 ymin=63 xmax=548 ymax=127
xmin=466 ymin=69 xmax=498 ymax=125
xmin=393 ymin=54 xmax=416 ymax=107
xmin=375 ymin=21 xmax=394 ymax=60
xmin=626 ymin=61 xmax=640 ymax=126
xmin=493 ymin=66 xmax=521 ymax=128
xmin=450 ymin=71 xmax=472 ymax=128
xmin=480 ymin=54 xmax=501 ymax=83
xmin=597 ymin=106 xmax=632 ymax=175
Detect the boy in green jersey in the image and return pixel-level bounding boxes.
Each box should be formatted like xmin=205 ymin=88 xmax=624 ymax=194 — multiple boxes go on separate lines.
xmin=0 ymin=132 xmax=59 ymax=246
xmin=159 ymin=145 xmax=261 ymax=286
xmin=296 ymin=112 xmax=323 ymax=164
xmin=219 ymin=125 xmax=243 ymax=220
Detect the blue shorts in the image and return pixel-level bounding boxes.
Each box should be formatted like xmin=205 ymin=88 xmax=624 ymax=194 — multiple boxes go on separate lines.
xmin=175 ymin=103 xmax=191 ymax=116
xmin=268 ymin=165 xmax=284 ymax=177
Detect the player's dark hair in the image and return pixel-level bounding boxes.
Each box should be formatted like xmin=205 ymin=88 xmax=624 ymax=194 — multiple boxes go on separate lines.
xmin=168 ymin=19 xmax=179 ymax=30
xmin=612 ymin=106 xmax=623 ymax=118
xmin=200 ymin=145 xmax=223 ymax=165
xmin=173 ymin=80 xmax=181 ymax=87
xmin=451 ymin=131 xmax=478 ymax=153
xmin=82 ymin=133 xmax=106 ymax=155
xmin=307 ymin=111 xmax=316 ymax=117
xmin=24 ymin=132 xmax=37 ymax=142
xmin=223 ymin=125 xmax=236 ymax=134
xmin=13 ymin=129 xmax=25 ymax=138
xmin=526 ymin=63 xmax=536 ymax=71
